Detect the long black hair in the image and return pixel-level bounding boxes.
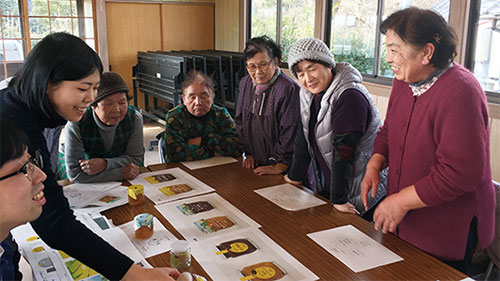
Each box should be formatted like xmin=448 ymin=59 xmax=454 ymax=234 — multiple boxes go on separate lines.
xmin=9 ymin=32 xmax=103 ymax=118
xmin=0 ymin=120 xmax=30 ymax=169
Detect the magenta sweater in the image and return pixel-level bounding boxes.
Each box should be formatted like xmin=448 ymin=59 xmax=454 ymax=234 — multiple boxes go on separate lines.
xmin=373 ymin=63 xmax=495 ymax=260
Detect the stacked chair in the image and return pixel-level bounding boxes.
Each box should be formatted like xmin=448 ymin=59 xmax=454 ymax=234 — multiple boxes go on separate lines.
xmin=132 ymin=50 xmax=247 ymax=123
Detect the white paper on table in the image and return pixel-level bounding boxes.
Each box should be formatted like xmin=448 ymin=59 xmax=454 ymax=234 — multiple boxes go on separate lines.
xmin=11 ymin=223 xmax=109 ymax=281
xmin=129 ymin=167 xmax=215 ymax=205
xmin=119 ymin=217 xmax=178 ymax=258
xmin=307 ymin=225 xmax=403 ymax=273
xmin=191 ymin=228 xmax=318 ymax=281
xmin=155 ymin=193 xmax=260 ymax=242
xmin=63 ymin=181 xmax=122 ymax=205
xmin=254 ymin=183 xmax=327 ymax=211
xmin=11 ymin=224 xmax=64 ymax=281
xmin=181 ymin=156 xmax=238 ymax=170
xmin=98 ymin=227 xmax=144 ymax=263
xmin=73 ymin=210 xmax=114 ymax=234
xmin=63 ymin=182 xmax=128 ymax=213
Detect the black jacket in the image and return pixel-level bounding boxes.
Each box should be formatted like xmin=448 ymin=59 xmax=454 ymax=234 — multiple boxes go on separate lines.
xmin=0 ymin=87 xmax=133 ymax=280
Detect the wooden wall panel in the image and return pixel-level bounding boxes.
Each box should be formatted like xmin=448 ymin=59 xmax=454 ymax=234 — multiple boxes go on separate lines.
xmin=215 ymin=0 xmax=239 ymax=51
xmin=161 ymin=4 xmax=215 ymax=51
xmin=106 ymin=2 xmax=162 ymax=109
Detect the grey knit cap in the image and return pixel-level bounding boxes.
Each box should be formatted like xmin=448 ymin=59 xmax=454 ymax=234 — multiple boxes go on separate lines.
xmin=92 ymin=72 xmax=130 ymax=105
xmin=288 ymin=38 xmax=336 ymax=78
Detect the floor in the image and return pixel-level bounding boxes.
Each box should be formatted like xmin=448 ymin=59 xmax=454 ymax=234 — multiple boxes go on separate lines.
xmin=142 ymin=121 xmax=165 ymax=167
xmin=17 ymin=121 xmax=499 ymax=280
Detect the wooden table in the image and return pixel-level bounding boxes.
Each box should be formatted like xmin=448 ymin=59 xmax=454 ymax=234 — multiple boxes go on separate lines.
xmin=103 ymin=161 xmax=467 ymax=280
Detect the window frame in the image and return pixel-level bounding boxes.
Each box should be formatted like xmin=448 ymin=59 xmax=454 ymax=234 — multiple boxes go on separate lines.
xmin=0 ymin=0 xmax=98 ymax=79
xmin=246 ymin=0 xmax=316 ymax=66
xmin=245 ymin=0 xmax=499 ymax=104
xmin=463 ymin=0 xmax=500 ymax=104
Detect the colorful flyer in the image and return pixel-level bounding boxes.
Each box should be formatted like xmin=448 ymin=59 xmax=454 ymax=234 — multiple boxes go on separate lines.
xmin=191 ymin=228 xmax=319 ymax=281
xmin=129 ymin=168 xmax=215 ymax=204
xmin=155 ymin=193 xmax=260 ymax=242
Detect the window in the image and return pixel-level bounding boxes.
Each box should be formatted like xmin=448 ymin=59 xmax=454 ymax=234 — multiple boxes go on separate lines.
xmin=468 ymin=0 xmax=500 ymax=98
xmin=0 ymin=0 xmax=96 ymax=79
xmin=328 ymin=0 xmax=449 ymax=79
xmin=1 ymin=0 xmax=25 ymax=79
xmin=250 ymin=0 xmax=315 ymax=61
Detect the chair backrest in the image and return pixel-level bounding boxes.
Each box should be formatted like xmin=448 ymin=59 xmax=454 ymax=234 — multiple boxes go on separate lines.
xmin=487 ymin=180 xmax=500 ymax=267
xmin=158 ymin=135 xmax=166 ymax=163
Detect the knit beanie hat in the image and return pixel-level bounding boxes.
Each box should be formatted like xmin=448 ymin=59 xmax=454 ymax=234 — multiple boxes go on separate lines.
xmin=288 ymin=38 xmax=336 ymax=78
xmin=92 ymin=72 xmax=130 ymax=105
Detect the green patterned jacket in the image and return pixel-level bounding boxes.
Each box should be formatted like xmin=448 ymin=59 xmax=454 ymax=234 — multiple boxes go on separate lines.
xmin=164 ymin=104 xmax=242 ymax=162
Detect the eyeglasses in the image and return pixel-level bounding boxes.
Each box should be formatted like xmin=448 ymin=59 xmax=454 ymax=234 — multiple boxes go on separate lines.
xmin=246 ymin=60 xmax=273 ymax=73
xmin=0 ymin=150 xmax=43 ymax=182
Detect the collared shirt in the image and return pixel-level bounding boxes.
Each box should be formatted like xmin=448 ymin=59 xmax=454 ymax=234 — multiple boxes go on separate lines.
xmin=409 ymin=63 xmax=453 ymax=97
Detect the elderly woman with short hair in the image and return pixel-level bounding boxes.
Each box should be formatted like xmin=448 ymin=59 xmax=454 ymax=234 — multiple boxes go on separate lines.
xmin=64 ymin=72 xmax=144 ymax=182
xmin=235 ymin=36 xmax=300 ymax=175
xmin=163 ymin=70 xmax=241 ymax=162
xmin=361 ymin=7 xmax=495 ymax=273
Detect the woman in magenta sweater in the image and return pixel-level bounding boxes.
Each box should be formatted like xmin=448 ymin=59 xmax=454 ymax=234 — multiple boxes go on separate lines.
xmin=361 ymin=8 xmax=495 ymax=273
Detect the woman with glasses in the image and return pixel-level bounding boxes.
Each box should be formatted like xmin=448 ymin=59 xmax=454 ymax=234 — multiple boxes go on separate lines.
xmin=0 ymin=120 xmax=46 ymax=280
xmin=235 ymin=36 xmax=300 ymax=175
xmin=0 ymin=33 xmax=179 ymax=281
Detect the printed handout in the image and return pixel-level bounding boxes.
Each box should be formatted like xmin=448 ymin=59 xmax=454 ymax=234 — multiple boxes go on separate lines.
xmin=254 ymin=184 xmax=327 ymax=211
xmin=63 ymin=181 xmax=128 ymax=213
xmin=11 ymin=224 xmax=149 ymax=281
xmin=119 ymin=216 xmax=178 ymax=258
xmin=155 ymin=193 xmax=260 ymax=242
xmin=307 ymin=225 xmax=403 ymax=273
xmin=181 ymin=156 xmax=238 ymax=170
xmin=129 ymin=168 xmax=215 ymax=204
xmin=191 ymin=228 xmax=319 ymax=281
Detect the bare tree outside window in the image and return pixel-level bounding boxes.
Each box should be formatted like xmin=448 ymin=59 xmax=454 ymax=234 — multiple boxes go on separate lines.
xmin=250 ymin=0 xmax=314 ymax=61
xmin=0 ymin=0 xmax=96 ymax=79
xmin=329 ymin=0 xmax=448 ymax=78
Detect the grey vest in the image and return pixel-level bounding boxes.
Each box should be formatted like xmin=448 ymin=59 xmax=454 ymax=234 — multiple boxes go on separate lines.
xmin=299 ymin=62 xmax=387 ymax=213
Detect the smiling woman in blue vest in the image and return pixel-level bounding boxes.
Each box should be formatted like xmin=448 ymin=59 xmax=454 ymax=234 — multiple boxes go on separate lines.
xmin=64 ymin=72 xmax=144 ymax=183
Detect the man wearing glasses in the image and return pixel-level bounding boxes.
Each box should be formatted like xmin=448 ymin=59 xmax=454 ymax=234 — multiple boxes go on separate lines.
xmin=0 ymin=120 xmax=46 ymax=280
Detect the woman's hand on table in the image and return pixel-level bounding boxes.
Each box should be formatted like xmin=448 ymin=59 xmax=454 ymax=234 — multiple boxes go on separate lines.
xmin=334 ymin=202 xmax=360 ymax=215
xmin=122 ymin=163 xmax=140 ymax=179
xmin=122 ymin=264 xmax=180 ymax=281
xmin=253 ymin=165 xmax=282 ymax=175
xmin=284 ymin=174 xmax=302 ymax=186
xmin=373 ymin=193 xmax=408 ymax=234
xmin=79 ymin=158 xmax=107 ymax=175
xmin=243 ymin=155 xmax=255 ymax=169
xmin=373 ymin=185 xmax=426 ymax=234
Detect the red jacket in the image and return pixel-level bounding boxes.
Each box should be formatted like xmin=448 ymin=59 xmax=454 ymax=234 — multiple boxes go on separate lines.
xmin=373 ymin=63 xmax=495 ymax=260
